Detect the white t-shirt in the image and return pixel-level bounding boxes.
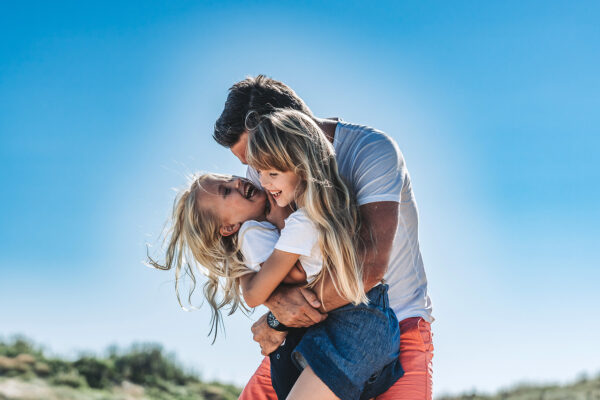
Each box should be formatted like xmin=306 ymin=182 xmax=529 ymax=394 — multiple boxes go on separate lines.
xmin=237 ymin=210 xmax=323 ymax=282
xmin=238 ymin=220 xmax=279 ymax=271
xmin=274 ymin=209 xmax=323 ymax=282
xmin=247 ymin=120 xmax=433 ymax=323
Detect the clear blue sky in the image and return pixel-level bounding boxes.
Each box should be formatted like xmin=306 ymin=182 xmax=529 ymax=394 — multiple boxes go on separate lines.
xmin=1 ymin=1 xmax=599 ymax=396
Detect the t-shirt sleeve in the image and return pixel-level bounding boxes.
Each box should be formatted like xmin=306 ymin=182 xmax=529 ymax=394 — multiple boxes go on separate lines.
xmin=239 ymin=222 xmax=279 ymax=271
xmin=351 ymin=133 xmax=404 ymax=205
xmin=275 ymin=210 xmax=318 ymax=257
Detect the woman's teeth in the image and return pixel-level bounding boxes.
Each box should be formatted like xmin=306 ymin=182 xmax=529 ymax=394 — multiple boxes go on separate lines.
xmin=270 ymin=191 xmax=282 ymax=198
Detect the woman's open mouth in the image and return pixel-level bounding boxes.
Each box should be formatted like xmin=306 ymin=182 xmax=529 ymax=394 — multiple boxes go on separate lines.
xmin=270 ymin=191 xmax=282 ymax=199
xmin=243 ymin=180 xmax=257 ymax=199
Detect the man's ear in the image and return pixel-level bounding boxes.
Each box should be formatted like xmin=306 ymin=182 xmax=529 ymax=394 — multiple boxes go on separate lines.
xmin=220 ymin=222 xmax=241 ymax=237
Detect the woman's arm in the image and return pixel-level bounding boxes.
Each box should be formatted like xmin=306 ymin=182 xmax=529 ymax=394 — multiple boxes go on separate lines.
xmin=240 ymin=249 xmax=301 ymax=308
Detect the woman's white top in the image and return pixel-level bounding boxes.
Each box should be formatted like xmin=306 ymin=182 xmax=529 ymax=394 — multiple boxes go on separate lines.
xmin=238 ymin=220 xmax=279 ymax=271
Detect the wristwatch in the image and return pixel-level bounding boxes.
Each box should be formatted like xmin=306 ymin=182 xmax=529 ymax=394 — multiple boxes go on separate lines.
xmin=267 ymin=311 xmax=289 ymax=332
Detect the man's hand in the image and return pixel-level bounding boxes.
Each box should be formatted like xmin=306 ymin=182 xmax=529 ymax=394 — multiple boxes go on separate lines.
xmin=266 ymin=192 xmax=294 ymax=230
xmin=265 ymin=285 xmax=326 ymax=327
xmin=251 ymin=313 xmax=288 ymax=356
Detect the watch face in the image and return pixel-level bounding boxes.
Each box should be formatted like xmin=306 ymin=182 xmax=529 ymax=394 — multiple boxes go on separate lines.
xmin=268 ymin=313 xmax=279 ymax=328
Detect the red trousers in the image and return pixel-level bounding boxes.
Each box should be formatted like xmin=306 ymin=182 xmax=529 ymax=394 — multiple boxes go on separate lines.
xmin=239 ymin=317 xmax=434 ymax=399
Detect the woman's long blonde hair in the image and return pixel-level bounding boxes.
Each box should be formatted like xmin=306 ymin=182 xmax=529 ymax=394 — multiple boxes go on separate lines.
xmin=246 ymin=109 xmax=367 ymax=305
xmin=148 ymin=173 xmax=252 ymax=342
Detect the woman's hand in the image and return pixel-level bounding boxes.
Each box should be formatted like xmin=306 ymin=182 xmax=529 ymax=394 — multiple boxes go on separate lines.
xmin=251 ymin=313 xmax=288 ymax=356
xmin=266 ymin=192 xmax=294 ymax=230
xmin=265 ymin=285 xmax=327 ymax=327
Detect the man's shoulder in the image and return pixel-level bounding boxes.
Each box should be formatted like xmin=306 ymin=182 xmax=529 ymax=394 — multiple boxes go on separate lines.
xmin=335 ymin=120 xmax=397 ymax=148
xmin=335 ymin=120 xmax=401 ymax=162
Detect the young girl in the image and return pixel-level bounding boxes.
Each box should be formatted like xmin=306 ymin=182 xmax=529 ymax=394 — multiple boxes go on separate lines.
xmin=152 ymin=110 xmax=403 ymax=399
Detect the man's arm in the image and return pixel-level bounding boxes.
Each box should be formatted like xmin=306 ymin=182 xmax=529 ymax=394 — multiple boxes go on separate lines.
xmin=317 ymin=201 xmax=398 ymax=311
xmin=263 ymin=201 xmax=398 ymax=323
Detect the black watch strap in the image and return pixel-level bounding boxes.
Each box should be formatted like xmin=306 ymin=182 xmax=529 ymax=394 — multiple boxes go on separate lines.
xmin=267 ymin=311 xmax=289 ymax=332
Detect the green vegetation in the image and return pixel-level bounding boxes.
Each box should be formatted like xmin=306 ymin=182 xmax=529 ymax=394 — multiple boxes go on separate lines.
xmin=0 ymin=336 xmax=241 ymax=400
xmin=1 ymin=336 xmax=598 ymax=399
xmin=437 ymin=374 xmax=600 ymax=400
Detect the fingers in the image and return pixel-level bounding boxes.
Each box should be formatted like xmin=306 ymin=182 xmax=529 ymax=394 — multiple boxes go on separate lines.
xmin=282 ymin=306 xmax=326 ymax=327
xmin=259 ymin=335 xmax=286 ymax=356
xmin=279 ymin=309 xmax=321 ymax=327
xmin=302 ymin=306 xmax=327 ymax=325
xmin=252 ymin=312 xmax=287 ymax=355
xmin=299 ymin=287 xmax=321 ymax=308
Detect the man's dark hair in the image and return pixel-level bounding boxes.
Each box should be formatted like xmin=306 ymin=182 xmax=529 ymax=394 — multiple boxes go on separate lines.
xmin=213 ymin=75 xmax=313 ymax=148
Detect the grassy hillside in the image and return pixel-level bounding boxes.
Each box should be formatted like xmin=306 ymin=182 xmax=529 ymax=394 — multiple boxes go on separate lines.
xmin=438 ymin=375 xmax=600 ymax=400
xmin=1 ymin=336 xmax=598 ymax=399
xmin=0 ymin=337 xmax=241 ymax=400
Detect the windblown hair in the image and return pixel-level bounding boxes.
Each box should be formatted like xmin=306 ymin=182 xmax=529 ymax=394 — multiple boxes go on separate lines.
xmin=213 ymin=75 xmax=313 ymax=148
xmin=246 ymin=109 xmax=367 ymax=305
xmin=147 ymin=173 xmax=252 ymax=342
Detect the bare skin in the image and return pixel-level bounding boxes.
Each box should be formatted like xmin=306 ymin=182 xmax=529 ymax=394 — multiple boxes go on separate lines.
xmin=236 ymin=118 xmax=399 ymax=353
xmin=287 ymin=366 xmax=340 ymax=400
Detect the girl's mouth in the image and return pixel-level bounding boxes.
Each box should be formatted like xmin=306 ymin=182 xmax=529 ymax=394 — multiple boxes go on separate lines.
xmin=243 ymin=181 xmax=257 ymax=199
xmin=270 ymin=190 xmax=282 ymax=199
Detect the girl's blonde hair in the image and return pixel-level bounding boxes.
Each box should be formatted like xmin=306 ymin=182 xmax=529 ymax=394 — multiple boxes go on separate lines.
xmin=246 ymin=109 xmax=367 ymax=305
xmin=148 ymin=173 xmax=252 ymax=342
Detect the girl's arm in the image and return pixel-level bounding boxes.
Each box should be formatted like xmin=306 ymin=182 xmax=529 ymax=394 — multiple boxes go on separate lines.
xmin=240 ymin=249 xmax=301 ymax=308
xmin=282 ymin=261 xmax=307 ymax=284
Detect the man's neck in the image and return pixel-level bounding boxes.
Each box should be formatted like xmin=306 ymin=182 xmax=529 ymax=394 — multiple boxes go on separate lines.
xmin=314 ymin=117 xmax=339 ymax=144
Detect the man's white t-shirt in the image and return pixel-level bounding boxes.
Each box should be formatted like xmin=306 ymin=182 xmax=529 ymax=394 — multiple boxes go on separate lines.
xmin=247 ymin=120 xmax=433 ymax=323
xmin=238 ymin=210 xmax=323 ymax=282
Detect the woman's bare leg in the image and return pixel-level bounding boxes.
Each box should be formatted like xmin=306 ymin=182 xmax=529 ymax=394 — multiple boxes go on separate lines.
xmin=286 ymin=366 xmax=340 ymax=400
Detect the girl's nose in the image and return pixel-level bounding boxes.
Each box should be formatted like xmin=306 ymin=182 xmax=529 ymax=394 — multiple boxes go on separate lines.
xmin=259 ymin=175 xmax=268 ymax=187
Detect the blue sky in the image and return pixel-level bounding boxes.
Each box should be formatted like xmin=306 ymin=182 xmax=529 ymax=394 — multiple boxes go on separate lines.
xmin=1 ymin=1 xmax=599 ymax=396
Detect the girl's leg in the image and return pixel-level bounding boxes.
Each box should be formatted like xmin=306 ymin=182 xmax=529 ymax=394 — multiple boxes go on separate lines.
xmin=286 ymin=366 xmax=340 ymax=400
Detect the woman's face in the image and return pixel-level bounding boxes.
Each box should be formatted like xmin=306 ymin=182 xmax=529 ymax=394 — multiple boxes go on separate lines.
xmin=196 ymin=175 xmax=267 ymax=236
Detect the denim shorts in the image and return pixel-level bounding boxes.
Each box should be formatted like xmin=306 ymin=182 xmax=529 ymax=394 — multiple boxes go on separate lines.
xmin=270 ymin=284 xmax=404 ymax=400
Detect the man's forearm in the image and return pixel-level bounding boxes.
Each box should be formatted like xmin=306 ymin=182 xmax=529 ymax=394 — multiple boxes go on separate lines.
xmin=316 ymin=258 xmax=387 ymax=312
xmin=317 ymin=201 xmax=397 ymax=311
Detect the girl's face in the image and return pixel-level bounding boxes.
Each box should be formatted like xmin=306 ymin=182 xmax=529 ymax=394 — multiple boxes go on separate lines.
xmin=196 ymin=175 xmax=267 ymax=236
xmin=257 ymin=169 xmax=300 ymax=207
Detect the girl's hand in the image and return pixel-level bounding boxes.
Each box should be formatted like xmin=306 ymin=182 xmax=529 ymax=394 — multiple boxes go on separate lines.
xmin=266 ymin=192 xmax=294 ymax=230
xmin=251 ymin=313 xmax=288 ymax=356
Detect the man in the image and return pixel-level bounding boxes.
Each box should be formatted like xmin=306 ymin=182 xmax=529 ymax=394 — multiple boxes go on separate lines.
xmin=213 ymin=75 xmax=434 ymax=399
